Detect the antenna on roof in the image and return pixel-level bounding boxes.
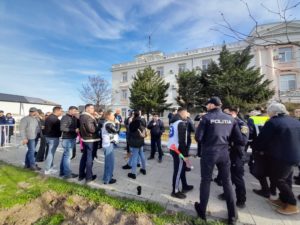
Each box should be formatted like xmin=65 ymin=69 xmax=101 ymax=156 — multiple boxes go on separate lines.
xmin=146 ymin=18 xmax=164 ymax=53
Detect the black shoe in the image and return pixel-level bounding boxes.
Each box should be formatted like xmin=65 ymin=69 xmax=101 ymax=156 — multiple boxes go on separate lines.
xmin=218 ymin=193 xmax=226 ymax=201
xmin=298 ymin=195 xmax=300 ymax=201
xmin=137 ymin=163 xmax=141 ymax=167
xmin=29 ymin=165 xmax=41 ymax=171
xmin=128 ymin=173 xmax=136 ymax=179
xmin=64 ymin=173 xmax=78 ymax=179
xmin=182 ymin=185 xmax=194 ymax=193
xmin=147 ymin=157 xmax=154 ymax=160
xmin=253 ymin=189 xmax=270 ymax=198
xmin=213 ymin=178 xmax=222 ymax=186
xmin=185 ymin=167 xmax=191 ymax=172
xmin=78 ymin=176 xmax=85 ymax=181
xmin=228 ymin=217 xmax=237 ymax=225
xmin=293 ymin=175 xmax=300 ymax=180
xmin=236 ymin=201 xmax=246 ymax=209
xmin=140 ymin=169 xmax=146 ymax=175
xmin=86 ymin=175 xmax=97 ymax=183
xmin=194 ymin=202 xmax=206 ymax=221
xmin=171 ymin=191 xmax=186 ymax=199
xmin=295 ymin=179 xmax=300 ymax=185
xmin=158 ymin=158 xmax=162 ymax=163
xmin=122 ymin=164 xmax=132 ymax=170
xmin=109 ymin=178 xmax=117 ymax=184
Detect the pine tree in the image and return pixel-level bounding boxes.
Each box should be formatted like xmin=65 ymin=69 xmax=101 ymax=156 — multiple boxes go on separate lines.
xmin=176 ymin=70 xmax=203 ymax=112
xmin=199 ymin=45 xmax=275 ymax=112
xmin=129 ymin=66 xmax=171 ymax=121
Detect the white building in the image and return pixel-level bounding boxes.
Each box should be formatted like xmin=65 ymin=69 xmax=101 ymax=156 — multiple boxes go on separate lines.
xmin=0 ymin=93 xmax=60 ymax=118
xmin=111 ymin=21 xmax=300 ymax=119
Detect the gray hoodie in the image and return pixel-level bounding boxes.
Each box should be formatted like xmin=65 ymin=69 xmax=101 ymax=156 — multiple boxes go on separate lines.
xmin=19 ymin=115 xmax=40 ymax=140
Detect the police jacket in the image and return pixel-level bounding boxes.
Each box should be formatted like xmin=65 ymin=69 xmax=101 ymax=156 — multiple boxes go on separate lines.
xmin=230 ymin=117 xmax=249 ymax=158
xmin=253 ymin=114 xmax=300 ymax=165
xmin=195 ymin=108 xmax=246 ymax=150
xmin=79 ymin=112 xmax=100 ymax=142
xmin=44 ymin=114 xmax=61 ymax=138
xmin=60 ymin=114 xmax=79 ymax=139
xmin=169 ymin=114 xmax=188 ymax=157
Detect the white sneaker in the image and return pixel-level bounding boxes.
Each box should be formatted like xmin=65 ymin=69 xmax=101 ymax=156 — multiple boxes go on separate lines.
xmin=44 ymin=170 xmax=51 ymax=175
xmin=49 ymin=168 xmax=58 ymax=173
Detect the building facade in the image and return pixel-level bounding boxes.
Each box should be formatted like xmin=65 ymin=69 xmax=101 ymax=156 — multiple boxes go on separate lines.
xmin=111 ymin=21 xmax=300 ymax=119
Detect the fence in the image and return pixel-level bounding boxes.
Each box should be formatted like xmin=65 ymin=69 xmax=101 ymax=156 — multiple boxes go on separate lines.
xmin=0 ymin=125 xmax=18 ymax=148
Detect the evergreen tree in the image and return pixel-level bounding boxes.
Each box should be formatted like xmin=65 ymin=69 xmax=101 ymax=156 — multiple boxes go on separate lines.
xmin=129 ymin=66 xmax=171 ymax=121
xmin=199 ymin=45 xmax=275 ymax=112
xmin=176 ymin=70 xmax=203 ymax=112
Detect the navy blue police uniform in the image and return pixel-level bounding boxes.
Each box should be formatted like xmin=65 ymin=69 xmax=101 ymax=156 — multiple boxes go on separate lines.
xmin=195 ymin=107 xmax=246 ymax=223
xmin=229 ymin=117 xmax=249 ymax=206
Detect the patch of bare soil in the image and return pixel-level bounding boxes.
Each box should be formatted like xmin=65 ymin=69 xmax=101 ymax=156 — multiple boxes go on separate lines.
xmin=0 ymin=191 xmax=154 ymax=225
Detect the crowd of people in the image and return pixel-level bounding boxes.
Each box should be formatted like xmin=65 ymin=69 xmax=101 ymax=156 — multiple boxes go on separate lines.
xmin=0 ymin=110 xmax=15 ymax=146
xmin=1 ymin=96 xmax=300 ymax=225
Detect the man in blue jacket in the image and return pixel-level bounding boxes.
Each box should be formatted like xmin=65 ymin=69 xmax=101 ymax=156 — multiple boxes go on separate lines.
xmin=194 ymin=97 xmax=246 ymax=225
xmin=253 ymin=102 xmax=300 ymax=215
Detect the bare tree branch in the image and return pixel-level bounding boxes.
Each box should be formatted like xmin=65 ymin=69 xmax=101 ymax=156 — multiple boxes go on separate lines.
xmin=79 ymin=75 xmax=111 ymax=110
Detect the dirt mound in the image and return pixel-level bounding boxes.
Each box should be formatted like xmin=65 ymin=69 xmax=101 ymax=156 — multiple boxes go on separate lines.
xmin=0 ymin=191 xmax=154 ymax=225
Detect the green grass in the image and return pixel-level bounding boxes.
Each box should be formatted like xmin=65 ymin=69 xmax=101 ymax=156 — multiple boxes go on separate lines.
xmin=0 ymin=161 xmax=223 ymax=225
xmin=34 ymin=214 xmax=64 ymax=225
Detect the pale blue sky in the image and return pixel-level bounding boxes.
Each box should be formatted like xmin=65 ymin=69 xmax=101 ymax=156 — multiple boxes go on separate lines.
xmin=0 ymin=0 xmax=299 ymax=108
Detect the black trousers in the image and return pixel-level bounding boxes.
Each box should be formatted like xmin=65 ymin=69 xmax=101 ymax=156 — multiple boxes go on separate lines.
xmin=150 ymin=136 xmax=163 ymax=159
xmin=269 ymin=158 xmax=297 ymax=205
xmin=230 ymin=154 xmax=246 ymax=203
xmin=36 ymin=136 xmax=49 ymax=162
xmin=170 ymin=151 xmax=188 ymax=192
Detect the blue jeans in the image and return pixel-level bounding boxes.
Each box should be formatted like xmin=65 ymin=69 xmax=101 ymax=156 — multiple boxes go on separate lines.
xmin=60 ymin=138 xmax=76 ymax=177
xmin=79 ymin=142 xmax=98 ymax=180
xmin=128 ymin=149 xmax=141 ymax=166
xmin=103 ymin=144 xmax=114 ymax=183
xmin=130 ymin=146 xmax=146 ymax=175
xmin=25 ymin=139 xmax=36 ymax=168
xmin=45 ymin=137 xmax=59 ymax=171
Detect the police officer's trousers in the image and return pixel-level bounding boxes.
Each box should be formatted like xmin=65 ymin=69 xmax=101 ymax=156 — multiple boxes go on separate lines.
xmin=199 ymin=147 xmax=237 ymax=219
xmin=230 ymin=154 xmax=246 ymax=204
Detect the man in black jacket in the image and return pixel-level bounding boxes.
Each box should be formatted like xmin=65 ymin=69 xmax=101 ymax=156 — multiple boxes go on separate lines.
xmin=254 ymin=102 xmax=300 ymax=215
xmin=167 ymin=108 xmax=193 ymax=199
xmin=79 ymin=104 xmax=100 ymax=183
xmin=147 ymin=112 xmax=165 ymax=162
xmin=44 ymin=106 xmax=63 ymax=175
xmin=59 ymin=106 xmax=79 ymax=179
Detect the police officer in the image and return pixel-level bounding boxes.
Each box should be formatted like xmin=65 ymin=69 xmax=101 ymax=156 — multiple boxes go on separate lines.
xmin=218 ymin=107 xmax=249 ymax=209
xmin=194 ymin=97 xmax=246 ymax=225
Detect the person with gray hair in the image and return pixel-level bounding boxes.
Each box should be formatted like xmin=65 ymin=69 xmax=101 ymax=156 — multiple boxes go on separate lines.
xmin=253 ymin=102 xmax=300 ymax=215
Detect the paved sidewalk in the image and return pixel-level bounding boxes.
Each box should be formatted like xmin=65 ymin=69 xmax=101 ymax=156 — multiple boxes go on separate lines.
xmin=0 ymin=142 xmax=300 ymax=225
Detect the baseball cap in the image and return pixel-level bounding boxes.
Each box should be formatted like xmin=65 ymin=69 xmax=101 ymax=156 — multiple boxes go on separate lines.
xmin=205 ymin=97 xmax=222 ymax=106
xmin=29 ymin=107 xmax=38 ymax=112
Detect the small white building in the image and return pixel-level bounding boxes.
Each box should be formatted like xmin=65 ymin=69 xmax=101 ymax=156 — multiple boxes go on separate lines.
xmin=111 ymin=21 xmax=300 ymax=119
xmin=0 ymin=93 xmax=60 ymax=118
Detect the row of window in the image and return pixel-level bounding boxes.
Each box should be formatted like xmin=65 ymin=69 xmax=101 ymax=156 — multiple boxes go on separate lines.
xmin=120 ymin=59 xmax=212 ymax=82
xmin=276 ymin=47 xmax=293 ymax=63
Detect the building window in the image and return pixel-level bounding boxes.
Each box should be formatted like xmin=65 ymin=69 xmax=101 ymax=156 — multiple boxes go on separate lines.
xmin=279 ymin=74 xmax=296 ymax=92
xmin=178 ymin=63 xmax=186 ymax=73
xmin=202 ymin=59 xmax=211 ymax=70
xmin=121 ymin=89 xmax=127 ymax=100
xmin=278 ymin=47 xmax=292 ymax=62
xmin=122 ymin=72 xmax=128 ymax=82
xmin=156 ymin=67 xmax=164 ymax=77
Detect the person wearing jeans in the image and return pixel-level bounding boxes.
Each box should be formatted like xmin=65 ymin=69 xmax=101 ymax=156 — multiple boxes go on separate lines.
xmin=127 ymin=110 xmax=147 ymax=179
xmin=101 ymin=110 xmax=120 ymax=184
xmin=44 ymin=106 xmax=63 ymax=175
xmin=130 ymin=146 xmax=146 ymax=177
xmin=59 ymin=106 xmax=79 ymax=179
xmin=19 ymin=107 xmax=41 ymax=170
xmin=79 ymin=104 xmax=100 ymax=183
